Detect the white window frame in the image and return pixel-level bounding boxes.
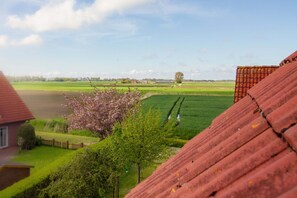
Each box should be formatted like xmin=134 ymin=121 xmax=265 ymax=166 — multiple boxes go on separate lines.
xmin=0 ymin=126 xmax=8 ymax=149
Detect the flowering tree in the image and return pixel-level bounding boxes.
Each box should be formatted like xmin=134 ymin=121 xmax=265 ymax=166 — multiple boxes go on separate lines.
xmin=65 ymin=88 xmax=140 ymax=139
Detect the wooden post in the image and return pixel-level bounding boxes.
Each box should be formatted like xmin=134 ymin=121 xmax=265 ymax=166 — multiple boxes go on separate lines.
xmin=81 ymin=142 xmax=84 ymax=148
xmin=66 ymin=141 xmax=69 ymax=149
xmin=52 ymin=139 xmax=55 ymax=147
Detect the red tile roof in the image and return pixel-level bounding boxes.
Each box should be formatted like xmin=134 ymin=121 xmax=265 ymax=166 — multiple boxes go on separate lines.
xmin=280 ymin=50 xmax=297 ymax=66
xmin=0 ymin=72 xmax=34 ymax=125
xmin=234 ymin=66 xmax=279 ymax=103
xmin=126 ymin=51 xmax=297 ymax=198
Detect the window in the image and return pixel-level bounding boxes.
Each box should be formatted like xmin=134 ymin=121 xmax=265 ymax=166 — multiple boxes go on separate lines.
xmin=0 ymin=127 xmax=8 ymax=148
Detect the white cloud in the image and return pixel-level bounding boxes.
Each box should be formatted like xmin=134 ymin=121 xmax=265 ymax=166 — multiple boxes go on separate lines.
xmin=0 ymin=35 xmax=9 ymax=47
xmin=0 ymin=34 xmax=43 ymax=47
xmin=7 ymin=0 xmax=155 ymax=32
xmin=20 ymin=34 xmax=43 ymax=45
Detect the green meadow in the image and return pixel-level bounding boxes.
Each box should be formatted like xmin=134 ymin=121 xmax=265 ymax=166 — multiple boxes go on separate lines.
xmin=12 ymin=81 xmax=235 ymax=95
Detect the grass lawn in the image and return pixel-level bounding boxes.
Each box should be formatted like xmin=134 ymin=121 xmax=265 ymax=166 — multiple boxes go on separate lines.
xmin=36 ymin=131 xmax=100 ymax=144
xmin=1 ymin=146 xmax=76 ymax=198
xmin=10 ymin=146 xmax=74 ymax=175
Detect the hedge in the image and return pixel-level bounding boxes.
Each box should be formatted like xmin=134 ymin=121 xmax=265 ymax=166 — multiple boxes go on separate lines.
xmin=165 ymin=138 xmax=188 ymax=148
xmin=0 ymin=151 xmax=76 ymax=198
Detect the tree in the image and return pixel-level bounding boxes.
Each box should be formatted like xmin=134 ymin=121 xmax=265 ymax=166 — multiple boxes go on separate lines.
xmin=175 ymin=72 xmax=184 ymax=84
xmin=115 ymin=108 xmax=167 ymax=184
xmin=65 ymin=88 xmax=140 ymax=139
xmin=17 ymin=123 xmax=36 ymax=150
xmin=42 ymin=145 xmax=116 ymax=197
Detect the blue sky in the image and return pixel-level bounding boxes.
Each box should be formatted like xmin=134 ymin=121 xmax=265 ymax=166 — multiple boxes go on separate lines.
xmin=0 ymin=0 xmax=296 ymax=80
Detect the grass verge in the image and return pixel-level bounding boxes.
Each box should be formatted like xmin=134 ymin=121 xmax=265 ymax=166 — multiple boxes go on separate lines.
xmin=36 ymin=131 xmax=99 ymax=144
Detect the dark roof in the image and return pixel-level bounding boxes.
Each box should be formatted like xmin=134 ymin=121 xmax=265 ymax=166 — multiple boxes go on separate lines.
xmin=234 ymin=66 xmax=279 ymax=103
xmin=0 ymin=72 xmax=34 ymax=125
xmin=127 ymin=51 xmax=297 ymax=198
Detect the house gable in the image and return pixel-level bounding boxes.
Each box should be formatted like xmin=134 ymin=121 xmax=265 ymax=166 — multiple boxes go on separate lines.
xmin=0 ymin=72 xmax=34 ymax=125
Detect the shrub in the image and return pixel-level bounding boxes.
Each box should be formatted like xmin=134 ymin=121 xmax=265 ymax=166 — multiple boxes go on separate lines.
xmin=29 ymin=118 xmax=68 ymax=133
xmin=42 ymin=142 xmax=116 ymax=197
xmin=0 ymin=151 xmax=76 ymax=198
xmin=17 ymin=123 xmax=36 ymax=150
xmin=164 ymin=138 xmax=188 ymax=148
xmin=45 ymin=119 xmax=68 ymax=133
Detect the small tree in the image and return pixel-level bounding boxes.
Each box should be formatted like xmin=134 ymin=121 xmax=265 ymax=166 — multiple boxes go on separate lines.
xmin=43 ymin=145 xmax=116 ymax=197
xmin=116 ymin=108 xmax=167 ymax=184
xmin=66 ymin=88 xmax=140 ymax=139
xmin=175 ymin=72 xmax=184 ymax=84
xmin=17 ymin=123 xmax=36 ymax=150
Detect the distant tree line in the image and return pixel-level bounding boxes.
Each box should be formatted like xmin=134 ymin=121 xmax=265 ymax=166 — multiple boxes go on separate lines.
xmin=6 ymin=76 xmax=46 ymax=82
xmin=6 ymin=76 xmax=101 ymax=82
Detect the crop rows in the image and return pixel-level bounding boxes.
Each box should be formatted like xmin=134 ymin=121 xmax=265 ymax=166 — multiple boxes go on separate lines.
xmin=142 ymin=95 xmax=233 ymax=140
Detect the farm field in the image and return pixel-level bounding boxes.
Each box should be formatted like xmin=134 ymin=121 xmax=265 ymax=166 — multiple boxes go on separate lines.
xmin=16 ymin=81 xmax=235 ymax=119
xmin=142 ymin=95 xmax=233 ymax=140
xmin=13 ymin=81 xmax=235 ymax=95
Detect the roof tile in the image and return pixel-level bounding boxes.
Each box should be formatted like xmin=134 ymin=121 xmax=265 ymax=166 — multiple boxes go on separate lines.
xmin=216 ymin=150 xmax=297 ymax=198
xmin=283 ymin=124 xmax=297 ymax=152
xmin=280 ymin=50 xmax=297 ymax=66
xmin=266 ymin=95 xmax=297 ymax=133
xmin=0 ymin=72 xmax=34 ymax=124
xmin=234 ymin=66 xmax=278 ymax=103
xmin=126 ymin=50 xmax=297 ymax=198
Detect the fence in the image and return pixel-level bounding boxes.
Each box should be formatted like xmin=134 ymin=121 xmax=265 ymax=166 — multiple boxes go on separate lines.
xmin=38 ymin=137 xmax=93 ymax=150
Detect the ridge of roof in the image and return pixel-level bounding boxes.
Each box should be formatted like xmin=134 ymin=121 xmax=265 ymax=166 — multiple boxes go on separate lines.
xmin=237 ymin=65 xmax=279 ymax=68
xmin=127 ymin=52 xmax=297 ymax=198
xmin=0 ymin=71 xmax=34 ymax=125
xmin=280 ymin=50 xmax=297 ymax=66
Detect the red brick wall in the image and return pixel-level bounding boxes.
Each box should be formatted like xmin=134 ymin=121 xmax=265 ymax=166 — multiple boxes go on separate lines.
xmin=0 ymin=121 xmax=24 ymax=148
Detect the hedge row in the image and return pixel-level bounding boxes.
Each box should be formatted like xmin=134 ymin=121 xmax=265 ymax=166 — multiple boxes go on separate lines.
xmin=1 ymin=151 xmax=76 ymax=198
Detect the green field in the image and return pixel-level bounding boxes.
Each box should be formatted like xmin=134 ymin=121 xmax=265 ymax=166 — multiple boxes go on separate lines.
xmin=12 ymin=81 xmax=235 ymax=95
xmin=142 ymin=95 xmax=233 ymax=140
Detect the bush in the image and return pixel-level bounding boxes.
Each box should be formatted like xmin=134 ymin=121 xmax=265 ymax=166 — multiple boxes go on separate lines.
xmin=164 ymin=138 xmax=188 ymax=148
xmin=42 ymin=141 xmax=115 ymax=197
xmin=17 ymin=123 xmax=36 ymax=150
xmin=45 ymin=119 xmax=68 ymax=133
xmin=0 ymin=151 xmax=76 ymax=198
xmin=29 ymin=118 xmax=68 ymax=133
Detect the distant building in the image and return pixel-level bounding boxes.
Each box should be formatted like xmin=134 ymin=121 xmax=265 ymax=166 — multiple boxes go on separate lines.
xmin=0 ymin=71 xmax=34 ymax=149
xmin=234 ymin=66 xmax=279 ymax=103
